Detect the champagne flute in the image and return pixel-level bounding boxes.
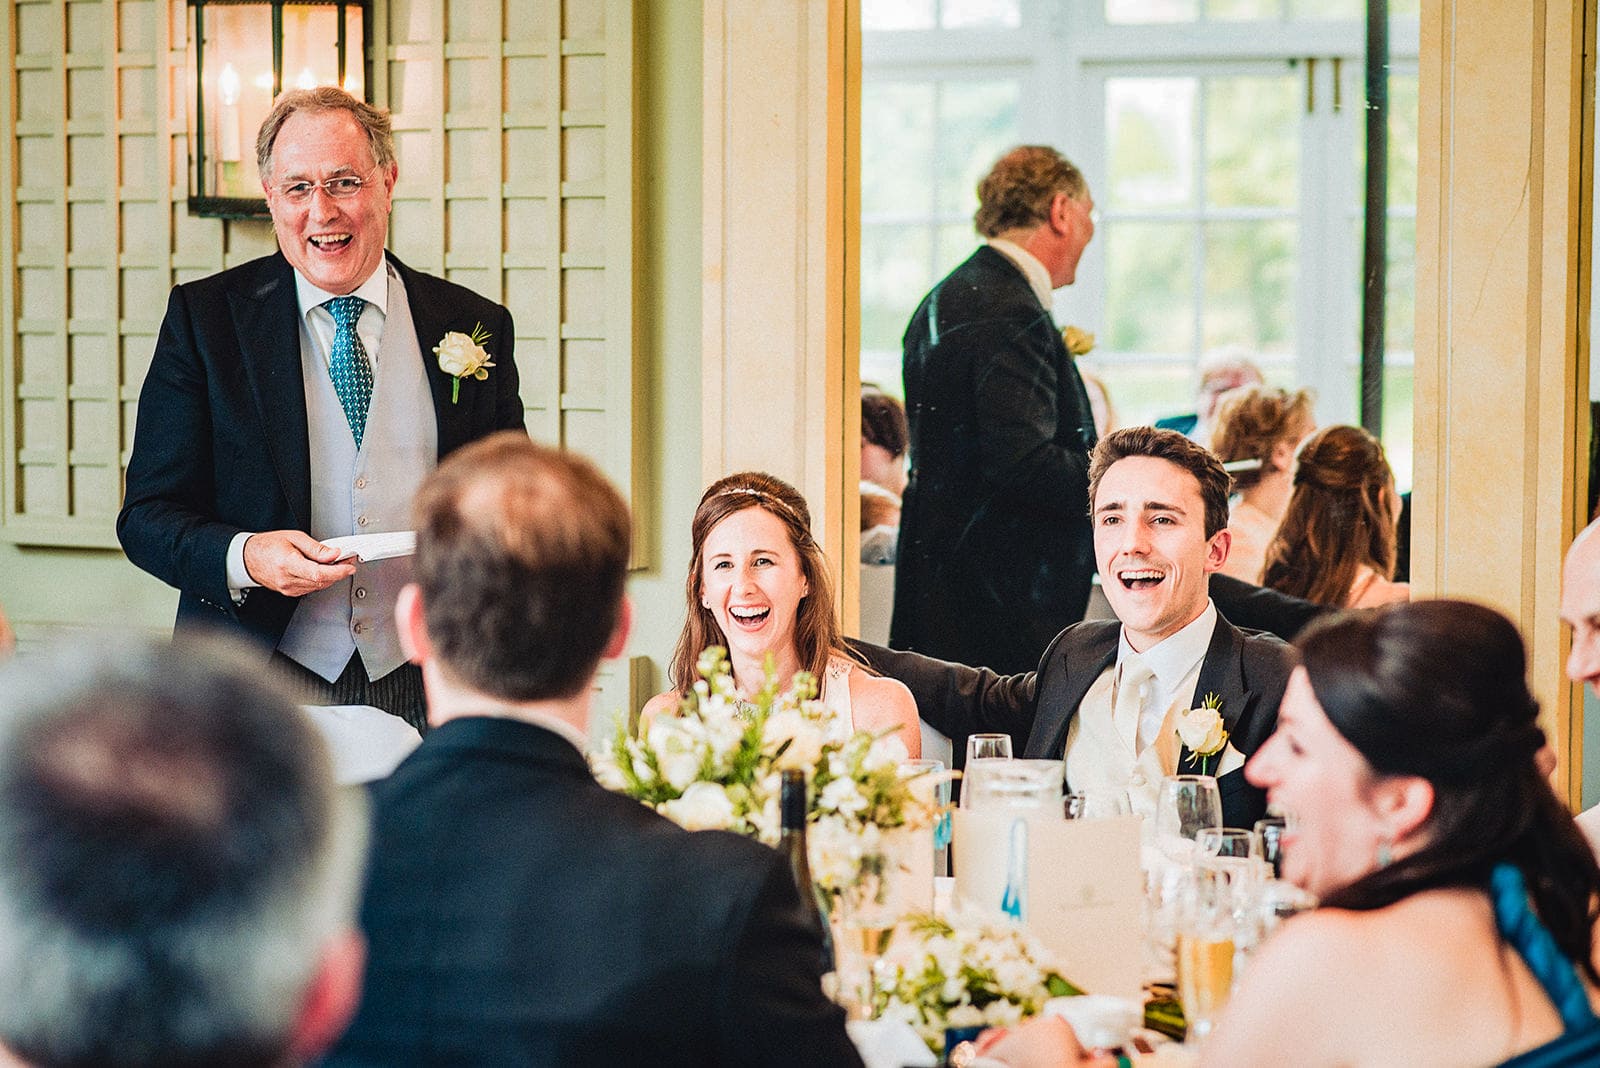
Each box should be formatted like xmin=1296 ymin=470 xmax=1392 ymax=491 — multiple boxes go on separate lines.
xmin=831 ymin=842 xmax=906 ymax=1021
xmin=1154 ymin=775 xmax=1222 ymax=863
xmin=960 ymin=733 xmax=1013 ymax=808
xmin=1175 ymin=860 xmax=1241 ymax=1040
xmin=899 ymin=758 xmax=952 ymax=877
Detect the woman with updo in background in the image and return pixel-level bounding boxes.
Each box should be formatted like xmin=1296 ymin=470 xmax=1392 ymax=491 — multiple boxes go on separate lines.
xmin=1261 ymin=424 xmax=1409 ymax=608
xmin=1210 ymin=385 xmax=1315 ymax=584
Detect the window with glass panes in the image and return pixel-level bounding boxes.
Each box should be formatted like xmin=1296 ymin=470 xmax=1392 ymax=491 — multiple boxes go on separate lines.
xmin=860 ymin=0 xmax=1420 ymax=487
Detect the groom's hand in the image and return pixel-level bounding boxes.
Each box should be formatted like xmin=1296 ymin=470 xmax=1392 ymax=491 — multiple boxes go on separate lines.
xmin=244 ymin=530 xmax=358 ymax=597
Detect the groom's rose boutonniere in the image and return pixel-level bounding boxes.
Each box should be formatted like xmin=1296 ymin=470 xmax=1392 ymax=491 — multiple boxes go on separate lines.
xmin=1176 ymin=692 xmax=1229 ymax=775
xmin=434 ymin=323 xmax=494 ymax=404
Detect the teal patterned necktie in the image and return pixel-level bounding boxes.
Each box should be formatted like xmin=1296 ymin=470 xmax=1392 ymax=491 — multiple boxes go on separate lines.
xmin=323 ymin=296 xmax=373 ymax=448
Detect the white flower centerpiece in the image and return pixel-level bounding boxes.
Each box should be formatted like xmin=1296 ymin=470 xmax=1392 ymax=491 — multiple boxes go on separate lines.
xmin=867 ymin=911 xmax=1082 ymax=1054
xmin=591 ymin=648 xmax=943 ymax=895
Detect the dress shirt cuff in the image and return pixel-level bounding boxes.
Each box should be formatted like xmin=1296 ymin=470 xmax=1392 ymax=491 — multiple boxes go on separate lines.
xmin=227 ymin=531 xmax=260 ymax=603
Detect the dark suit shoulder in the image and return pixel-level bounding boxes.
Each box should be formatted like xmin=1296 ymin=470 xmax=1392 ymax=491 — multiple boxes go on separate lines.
xmin=1052 ymin=618 xmax=1122 ymax=656
xmin=173 ymin=251 xmax=291 ymax=302
xmin=1232 ymin=622 xmax=1297 ymax=683
xmin=925 ymin=247 xmax=1044 ymax=322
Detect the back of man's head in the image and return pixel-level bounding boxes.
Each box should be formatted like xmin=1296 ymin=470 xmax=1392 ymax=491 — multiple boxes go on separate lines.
xmin=973 ymin=145 xmax=1087 ymax=238
xmin=411 ymin=431 xmax=632 ymax=702
xmin=0 ymin=637 xmax=365 ymax=1068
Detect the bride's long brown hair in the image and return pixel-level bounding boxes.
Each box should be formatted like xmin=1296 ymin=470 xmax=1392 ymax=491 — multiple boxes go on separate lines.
xmin=667 ymin=472 xmax=846 ymax=694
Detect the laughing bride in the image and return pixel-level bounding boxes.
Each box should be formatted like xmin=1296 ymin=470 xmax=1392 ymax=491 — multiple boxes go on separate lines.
xmin=642 ymin=471 xmax=920 ymax=756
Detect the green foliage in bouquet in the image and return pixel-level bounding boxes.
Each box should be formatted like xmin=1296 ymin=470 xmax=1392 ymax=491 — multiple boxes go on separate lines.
xmin=868 ymin=912 xmax=1083 ymax=1054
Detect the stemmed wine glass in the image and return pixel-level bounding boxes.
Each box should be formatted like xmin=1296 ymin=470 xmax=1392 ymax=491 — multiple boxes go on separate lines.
xmin=1154 ymin=775 xmax=1223 ymax=863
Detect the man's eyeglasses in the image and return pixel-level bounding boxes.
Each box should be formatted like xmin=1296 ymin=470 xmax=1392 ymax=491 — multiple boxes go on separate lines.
xmin=273 ymin=172 xmax=375 ymax=204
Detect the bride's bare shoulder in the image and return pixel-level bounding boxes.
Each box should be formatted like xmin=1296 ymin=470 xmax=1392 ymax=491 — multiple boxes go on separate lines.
xmin=639 ymin=690 xmax=684 ymax=730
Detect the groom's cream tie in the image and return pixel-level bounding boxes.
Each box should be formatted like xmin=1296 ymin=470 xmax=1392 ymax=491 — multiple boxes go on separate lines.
xmin=1112 ymin=655 xmax=1152 ymax=754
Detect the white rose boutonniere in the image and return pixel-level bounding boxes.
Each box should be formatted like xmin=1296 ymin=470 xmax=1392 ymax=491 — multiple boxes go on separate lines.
xmin=433 ymin=323 xmax=495 ymax=404
xmin=1061 ymin=325 xmax=1096 ymax=357
xmin=1176 ymin=692 xmax=1229 ymax=775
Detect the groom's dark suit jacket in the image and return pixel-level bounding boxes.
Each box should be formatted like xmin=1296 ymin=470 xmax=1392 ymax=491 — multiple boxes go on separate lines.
xmin=117 ymin=251 xmax=524 ymax=650
xmin=859 ymin=613 xmax=1296 ymax=828
xmin=323 ymin=717 xmax=862 ymax=1068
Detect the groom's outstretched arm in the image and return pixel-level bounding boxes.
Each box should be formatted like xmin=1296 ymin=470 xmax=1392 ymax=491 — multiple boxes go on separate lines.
xmin=847 ymin=639 xmax=1038 ymax=743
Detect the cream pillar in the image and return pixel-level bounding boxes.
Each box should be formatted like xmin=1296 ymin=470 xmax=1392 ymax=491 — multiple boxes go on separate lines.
xmin=701 ymin=0 xmax=859 ymax=619
xmin=1414 ymin=0 xmax=1593 ymax=801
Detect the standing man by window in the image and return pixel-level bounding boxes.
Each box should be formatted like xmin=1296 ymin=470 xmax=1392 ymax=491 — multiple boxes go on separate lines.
xmin=892 ymin=145 xmax=1099 ymax=680
xmin=118 ymin=88 xmax=525 ymax=732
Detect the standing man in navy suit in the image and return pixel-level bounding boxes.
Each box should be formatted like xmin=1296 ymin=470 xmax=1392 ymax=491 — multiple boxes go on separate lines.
xmin=118 ymin=88 xmax=524 ymax=730
xmin=892 ymin=145 xmax=1100 ymax=682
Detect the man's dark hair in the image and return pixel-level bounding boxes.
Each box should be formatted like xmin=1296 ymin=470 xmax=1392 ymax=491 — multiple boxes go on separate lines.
xmin=1087 ymin=425 xmax=1233 ymax=538
xmin=0 ymin=637 xmax=363 ymax=1068
xmin=861 ymin=384 xmax=908 ymax=458
xmin=973 ymin=145 xmax=1088 ymax=238
xmin=413 ymin=431 xmax=632 ymax=701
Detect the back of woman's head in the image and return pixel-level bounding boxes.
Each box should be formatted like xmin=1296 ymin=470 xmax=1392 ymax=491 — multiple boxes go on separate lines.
xmin=1210 ymin=386 xmax=1313 ymax=492
xmin=1301 ymin=601 xmax=1600 ymax=980
xmin=668 ymin=472 xmax=841 ymax=692
xmin=1262 ymin=425 xmax=1398 ymax=605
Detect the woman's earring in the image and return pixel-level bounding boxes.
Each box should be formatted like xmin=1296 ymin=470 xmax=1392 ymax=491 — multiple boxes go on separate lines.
xmin=1376 ymin=837 xmax=1393 ymax=870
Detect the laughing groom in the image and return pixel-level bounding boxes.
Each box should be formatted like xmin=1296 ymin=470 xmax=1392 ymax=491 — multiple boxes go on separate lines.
xmin=118 ymin=87 xmax=524 ymax=731
xmin=860 ymin=427 xmax=1295 ymax=828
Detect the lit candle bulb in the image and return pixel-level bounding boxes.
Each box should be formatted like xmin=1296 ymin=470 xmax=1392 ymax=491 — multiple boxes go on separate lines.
xmin=218 ymin=62 xmax=241 ymax=163
xmin=296 ymin=67 xmax=317 ymax=90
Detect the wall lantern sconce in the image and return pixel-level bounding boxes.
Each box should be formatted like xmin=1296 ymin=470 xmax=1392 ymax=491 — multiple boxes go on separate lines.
xmin=186 ymin=0 xmax=370 ymax=219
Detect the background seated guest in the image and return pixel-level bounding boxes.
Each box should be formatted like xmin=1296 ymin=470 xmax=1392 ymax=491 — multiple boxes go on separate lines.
xmin=0 ymin=636 xmax=366 ymax=1068
xmin=1210 ymin=385 xmax=1315 ymax=584
xmin=1206 ymin=601 xmax=1600 ymax=1066
xmin=1262 ymin=424 xmax=1410 ymax=608
xmin=326 ymin=436 xmax=862 ymax=1067
xmin=860 ymin=481 xmax=901 ymax=565
xmin=1154 ymin=348 xmax=1263 ymax=445
xmin=858 ymin=427 xmax=1294 ymax=825
xmin=860 ymin=383 xmax=909 ymax=500
xmin=1078 ymin=367 xmax=1118 ymax=439
xmin=644 ymin=471 xmax=919 ymax=756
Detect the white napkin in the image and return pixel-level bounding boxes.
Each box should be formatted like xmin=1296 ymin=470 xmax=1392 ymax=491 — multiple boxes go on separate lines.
xmin=845 ymin=1019 xmax=938 ymax=1068
xmin=302 ymin=704 xmax=421 ymax=784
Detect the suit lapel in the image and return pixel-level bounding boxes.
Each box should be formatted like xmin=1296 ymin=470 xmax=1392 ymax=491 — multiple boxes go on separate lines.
xmin=389 ymin=252 xmax=474 ymax=459
xmin=1177 ymin=616 xmax=1253 ymax=772
xmin=1029 ymin=624 xmax=1119 ymax=759
xmin=230 ymin=254 xmax=312 ymax=529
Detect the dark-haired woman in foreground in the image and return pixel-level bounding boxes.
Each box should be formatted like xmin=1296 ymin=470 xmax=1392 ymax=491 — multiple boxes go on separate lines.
xmin=1204 ymin=600 xmax=1600 ymax=1065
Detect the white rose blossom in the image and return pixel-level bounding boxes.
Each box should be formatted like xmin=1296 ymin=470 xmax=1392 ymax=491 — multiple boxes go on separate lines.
xmin=433 ymin=324 xmax=495 ymax=403
xmin=1175 ymin=705 xmax=1227 ymax=754
xmin=659 ymin=781 xmax=737 ymax=831
xmin=762 ymin=709 xmax=825 ymax=770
